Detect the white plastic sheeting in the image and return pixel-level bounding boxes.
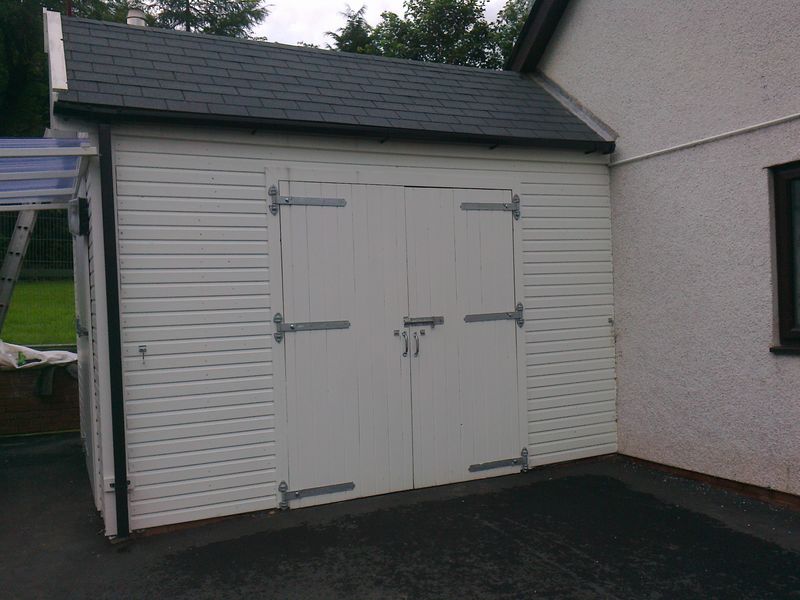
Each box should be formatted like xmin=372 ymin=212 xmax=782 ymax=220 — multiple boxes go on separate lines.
xmin=0 ymin=340 xmax=77 ymax=370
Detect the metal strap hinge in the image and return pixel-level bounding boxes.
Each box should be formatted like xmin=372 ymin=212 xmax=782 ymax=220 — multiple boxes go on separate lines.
xmin=469 ymin=448 xmax=529 ymax=473
xmin=273 ymin=312 xmax=350 ymax=343
xmin=269 ymin=184 xmax=347 ymax=215
xmin=460 ymin=194 xmax=520 ymax=220
xmin=278 ymin=480 xmax=355 ymax=509
xmin=464 ymin=303 xmax=524 ymax=328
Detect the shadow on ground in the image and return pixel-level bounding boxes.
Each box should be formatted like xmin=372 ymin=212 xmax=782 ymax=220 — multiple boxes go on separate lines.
xmin=1 ymin=433 xmax=799 ymax=599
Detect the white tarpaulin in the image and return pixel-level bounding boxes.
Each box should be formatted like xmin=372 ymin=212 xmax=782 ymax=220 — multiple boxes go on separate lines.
xmin=0 ymin=340 xmax=76 ymax=370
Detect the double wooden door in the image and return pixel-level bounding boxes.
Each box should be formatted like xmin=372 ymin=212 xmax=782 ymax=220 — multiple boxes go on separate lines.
xmin=273 ymin=178 xmax=522 ymax=507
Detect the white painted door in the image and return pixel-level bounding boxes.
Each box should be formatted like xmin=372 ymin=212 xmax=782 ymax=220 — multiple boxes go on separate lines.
xmin=405 ymin=187 xmax=521 ymax=488
xmin=277 ymin=180 xmax=413 ymax=507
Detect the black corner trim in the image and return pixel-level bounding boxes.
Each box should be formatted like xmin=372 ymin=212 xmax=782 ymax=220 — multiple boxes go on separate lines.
xmin=99 ymin=124 xmax=130 ymax=538
xmin=505 ymin=0 xmax=570 ymax=72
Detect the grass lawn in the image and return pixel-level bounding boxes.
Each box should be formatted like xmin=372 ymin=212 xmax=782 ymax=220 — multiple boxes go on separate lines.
xmin=1 ymin=280 xmax=75 ymax=346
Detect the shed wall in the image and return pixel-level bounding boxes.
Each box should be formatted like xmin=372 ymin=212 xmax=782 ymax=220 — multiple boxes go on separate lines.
xmin=111 ymin=125 xmax=616 ymax=529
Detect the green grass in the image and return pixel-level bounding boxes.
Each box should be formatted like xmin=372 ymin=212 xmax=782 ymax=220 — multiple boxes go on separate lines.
xmin=1 ymin=280 xmax=75 ymax=346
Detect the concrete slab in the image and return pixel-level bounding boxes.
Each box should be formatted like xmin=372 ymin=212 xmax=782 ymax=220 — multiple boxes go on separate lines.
xmin=1 ymin=433 xmax=798 ymax=599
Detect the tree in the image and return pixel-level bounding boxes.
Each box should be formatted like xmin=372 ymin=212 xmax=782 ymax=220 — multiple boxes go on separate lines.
xmin=327 ymin=0 xmax=530 ymax=69
xmin=326 ymin=5 xmax=377 ymax=54
xmin=148 ymin=0 xmax=268 ymax=37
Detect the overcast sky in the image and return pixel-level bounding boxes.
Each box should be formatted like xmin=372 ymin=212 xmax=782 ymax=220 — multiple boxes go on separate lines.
xmin=255 ymin=0 xmax=507 ymax=48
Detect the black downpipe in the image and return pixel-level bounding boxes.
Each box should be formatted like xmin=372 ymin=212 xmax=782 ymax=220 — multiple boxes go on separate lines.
xmin=98 ymin=124 xmax=130 ymax=538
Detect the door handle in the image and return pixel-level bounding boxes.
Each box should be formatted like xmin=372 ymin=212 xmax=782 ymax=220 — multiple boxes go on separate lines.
xmin=402 ymin=331 xmax=408 ymax=357
xmin=413 ymin=331 xmax=420 ymax=357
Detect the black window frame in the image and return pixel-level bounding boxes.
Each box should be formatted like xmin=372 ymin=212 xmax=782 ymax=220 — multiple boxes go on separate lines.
xmin=772 ymin=161 xmax=800 ymax=348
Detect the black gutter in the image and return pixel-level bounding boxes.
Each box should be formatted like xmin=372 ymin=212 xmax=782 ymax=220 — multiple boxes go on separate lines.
xmin=98 ymin=124 xmax=130 ymax=539
xmin=56 ymin=102 xmax=615 ymax=155
xmin=505 ymin=0 xmax=570 ymax=72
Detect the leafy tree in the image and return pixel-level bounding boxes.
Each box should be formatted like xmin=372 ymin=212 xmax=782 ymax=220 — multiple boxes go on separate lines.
xmin=148 ymin=0 xmax=268 ymax=37
xmin=327 ymin=0 xmax=530 ymax=69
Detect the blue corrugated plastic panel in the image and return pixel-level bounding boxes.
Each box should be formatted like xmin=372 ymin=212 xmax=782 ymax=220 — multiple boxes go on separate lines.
xmin=0 ymin=138 xmax=84 ymax=207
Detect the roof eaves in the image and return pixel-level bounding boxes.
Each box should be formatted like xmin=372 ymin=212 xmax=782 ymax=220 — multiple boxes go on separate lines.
xmin=53 ymin=100 xmax=615 ymax=154
xmin=505 ymin=0 xmax=570 ymax=72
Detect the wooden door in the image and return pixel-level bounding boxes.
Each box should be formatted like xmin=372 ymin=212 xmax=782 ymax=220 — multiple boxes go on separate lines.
xmin=405 ymin=187 xmax=521 ymax=488
xmin=278 ymin=180 xmax=413 ymax=507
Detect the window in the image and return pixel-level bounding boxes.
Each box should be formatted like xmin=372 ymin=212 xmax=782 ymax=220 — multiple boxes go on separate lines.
xmin=772 ymin=161 xmax=800 ymax=348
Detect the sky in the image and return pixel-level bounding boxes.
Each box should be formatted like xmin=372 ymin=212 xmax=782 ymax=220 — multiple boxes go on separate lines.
xmin=255 ymin=0 xmax=507 ymax=48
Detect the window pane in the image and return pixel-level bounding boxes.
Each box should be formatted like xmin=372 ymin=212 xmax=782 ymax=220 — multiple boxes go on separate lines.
xmin=793 ymin=180 xmax=800 ymax=323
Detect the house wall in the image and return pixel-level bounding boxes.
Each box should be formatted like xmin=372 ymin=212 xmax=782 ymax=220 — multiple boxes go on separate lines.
xmin=107 ymin=123 xmax=616 ymax=530
xmin=537 ymin=0 xmax=800 ymax=494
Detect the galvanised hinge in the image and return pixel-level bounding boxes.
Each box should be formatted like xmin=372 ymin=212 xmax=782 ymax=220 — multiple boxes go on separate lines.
xmin=269 ymin=184 xmax=347 ymax=215
xmin=278 ymin=480 xmax=355 ymax=510
xmin=460 ymin=194 xmax=520 ymax=220
xmin=469 ymin=448 xmax=529 ymax=474
xmin=272 ymin=312 xmax=350 ymax=344
xmin=464 ymin=303 xmax=524 ymax=328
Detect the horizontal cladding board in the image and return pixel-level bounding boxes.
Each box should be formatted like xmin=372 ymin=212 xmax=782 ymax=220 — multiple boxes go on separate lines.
xmin=121 ymin=268 xmax=268 ymax=285
xmin=520 ymin=218 xmax=611 ymax=230
xmin=119 ymin=240 xmax=269 ymax=255
xmin=529 ymin=427 xmax=618 ymax=450
xmin=127 ymin=415 xmax=274 ymax=446
xmin=117 ymin=181 xmax=266 ymax=200
xmin=120 ymin=255 xmax=269 ymax=269
xmin=128 ymin=402 xmax=273 ymax=429
xmin=526 ymin=315 xmax=611 ymax=331
xmin=127 ymin=389 xmax=273 ymax=416
xmin=117 ymin=165 xmax=266 ymax=187
xmin=519 ymin=228 xmax=611 ymax=241
xmin=124 ymin=375 xmax=273 ymax=401
xmin=527 ymin=369 xmax=615 ymax=389
xmin=125 ymin=362 xmax=272 ymax=387
xmin=522 ymin=240 xmax=611 ymax=252
xmin=122 ymin=322 xmax=270 ymax=342
xmin=527 ymin=442 xmax=618 ymax=467
xmin=528 ymin=390 xmax=617 ymax=411
xmin=524 ymin=262 xmax=612 ymax=274
xmin=123 ymin=308 xmax=270 ymax=328
xmin=527 ymin=410 xmax=617 ymax=434
xmin=525 ymin=305 xmax=613 ymax=320
xmin=119 ymin=226 xmax=268 ymax=242
xmin=522 ymin=284 xmax=614 ymax=298
xmin=131 ymin=469 xmax=277 ymax=503
xmin=523 ymin=251 xmax=612 ymax=263
xmin=126 ymin=429 xmax=276 ymax=459
xmin=526 ymin=336 xmax=613 ymax=355
xmin=528 ymin=400 xmax=616 ymax=423
xmin=519 ymin=172 xmax=609 ymax=186
xmin=118 ymin=197 xmax=267 ymax=214
xmin=130 ymin=482 xmax=276 ymax=516
xmin=121 ymin=282 xmax=269 ymax=299
xmin=129 ymin=495 xmax=277 ymax=530
xmin=124 ymin=348 xmax=271 ymax=371
xmin=529 ymin=379 xmax=617 ymax=400
xmin=519 ymin=194 xmax=611 ymax=208
xmin=524 ymin=294 xmax=614 ymax=309
xmin=132 ymin=456 xmax=276 ymax=487
xmin=519 ymin=183 xmax=609 ymax=197
xmin=118 ymin=210 xmax=269 ymax=228
xmin=122 ymin=295 xmax=270 ymax=313
xmin=130 ymin=441 xmax=276 ymax=472
xmin=122 ymin=336 xmax=270 ymax=358
xmin=526 ymin=358 xmax=615 ymax=378
xmin=522 ymin=207 xmax=610 ymax=219
xmin=527 ymin=347 xmax=615 ymax=367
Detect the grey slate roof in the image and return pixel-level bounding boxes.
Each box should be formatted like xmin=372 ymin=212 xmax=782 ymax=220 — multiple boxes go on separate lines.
xmin=56 ymin=16 xmax=610 ymax=150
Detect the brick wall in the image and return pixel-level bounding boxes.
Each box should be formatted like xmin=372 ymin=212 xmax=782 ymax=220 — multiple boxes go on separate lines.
xmin=0 ymin=368 xmax=79 ymax=436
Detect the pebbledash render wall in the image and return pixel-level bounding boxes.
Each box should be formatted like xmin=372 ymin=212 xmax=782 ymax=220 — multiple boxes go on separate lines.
xmin=536 ymin=0 xmax=800 ymax=494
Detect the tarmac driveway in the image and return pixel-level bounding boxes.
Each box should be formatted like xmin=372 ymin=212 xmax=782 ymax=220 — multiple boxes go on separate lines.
xmin=1 ymin=433 xmax=799 ymax=599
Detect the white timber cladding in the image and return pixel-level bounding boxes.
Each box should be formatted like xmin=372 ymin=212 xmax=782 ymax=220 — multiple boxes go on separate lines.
xmin=111 ymin=125 xmax=616 ymax=530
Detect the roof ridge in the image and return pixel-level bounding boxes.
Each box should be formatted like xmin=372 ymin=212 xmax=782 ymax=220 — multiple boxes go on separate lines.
xmin=63 ymin=15 xmax=516 ymax=77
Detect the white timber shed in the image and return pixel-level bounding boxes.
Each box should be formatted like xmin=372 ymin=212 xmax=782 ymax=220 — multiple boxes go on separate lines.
xmin=45 ymin=10 xmax=618 ymax=537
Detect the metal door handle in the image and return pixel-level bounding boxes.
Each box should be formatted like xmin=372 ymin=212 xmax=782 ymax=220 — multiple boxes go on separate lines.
xmin=413 ymin=331 xmax=420 ymax=357
xmin=402 ymin=331 xmax=408 ymax=357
